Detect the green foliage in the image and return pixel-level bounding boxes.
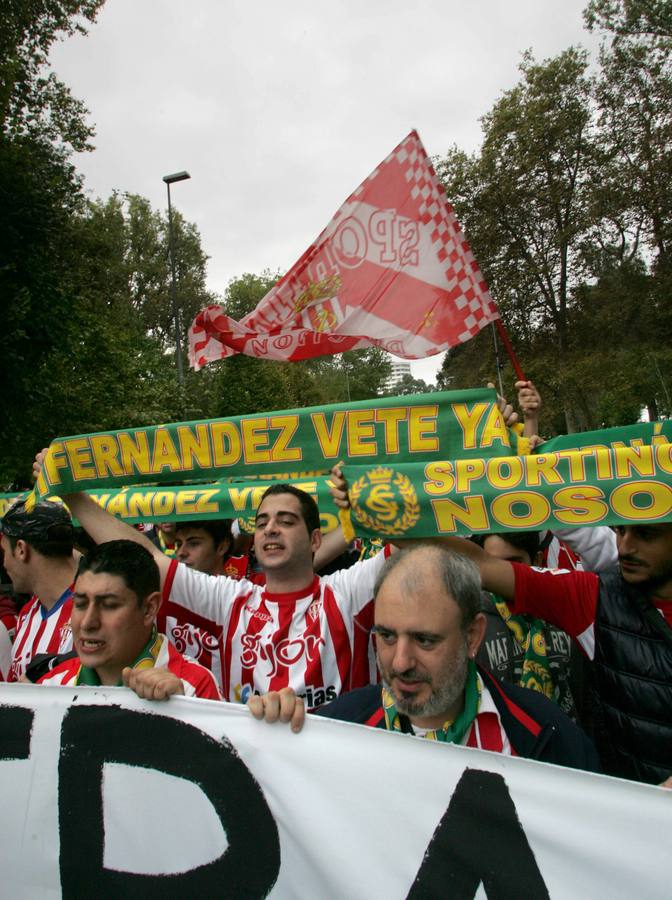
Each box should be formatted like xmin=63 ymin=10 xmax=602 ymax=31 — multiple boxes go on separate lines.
xmin=220 ymin=271 xmax=278 ymax=320
xmin=584 ymin=0 xmax=672 ymax=41
xmin=205 ymin=272 xmax=295 ymax=417
xmin=436 ymin=11 xmax=672 ymax=432
xmin=590 ymin=10 xmax=672 ymax=267
xmin=439 ymin=49 xmax=594 ymax=353
xmin=0 ymin=177 xmax=214 ymax=485
xmin=336 ymin=348 xmax=392 ymax=403
xmin=384 ymin=372 xmax=435 ymax=396
xmin=0 ymin=0 xmax=104 ymax=150
xmin=0 ymin=134 xmax=86 ymax=485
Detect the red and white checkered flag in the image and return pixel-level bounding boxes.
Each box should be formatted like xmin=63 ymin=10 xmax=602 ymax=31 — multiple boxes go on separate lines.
xmin=188 ymin=130 xmax=499 ymax=370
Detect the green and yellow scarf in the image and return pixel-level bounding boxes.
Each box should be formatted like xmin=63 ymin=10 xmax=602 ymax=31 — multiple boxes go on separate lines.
xmin=76 ymin=629 xmax=163 ymax=687
xmin=492 ymin=595 xmax=555 ymax=699
xmin=382 ymin=660 xmax=481 ymax=743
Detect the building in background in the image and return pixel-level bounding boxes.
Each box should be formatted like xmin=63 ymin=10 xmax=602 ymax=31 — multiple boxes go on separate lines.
xmin=384 ymin=358 xmax=411 ymax=393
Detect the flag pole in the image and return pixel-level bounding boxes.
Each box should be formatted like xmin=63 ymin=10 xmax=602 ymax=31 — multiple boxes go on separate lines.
xmin=493 ymin=317 xmax=527 ymax=382
xmin=490 ymin=323 xmax=505 ymax=399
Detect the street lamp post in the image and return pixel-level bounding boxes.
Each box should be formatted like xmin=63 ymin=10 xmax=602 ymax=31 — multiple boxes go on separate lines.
xmin=163 ymin=170 xmax=191 ymax=387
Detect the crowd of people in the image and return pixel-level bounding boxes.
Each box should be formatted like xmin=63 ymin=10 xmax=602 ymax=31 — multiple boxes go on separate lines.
xmin=1 ymin=381 xmax=671 ymax=790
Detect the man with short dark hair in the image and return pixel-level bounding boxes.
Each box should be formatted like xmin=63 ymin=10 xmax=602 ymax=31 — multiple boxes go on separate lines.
xmin=174 ymin=519 xmax=233 ymax=575
xmin=159 ymin=517 xmax=251 ymax=667
xmin=258 ymin=483 xmax=321 ymax=534
xmin=37 ymin=458 xmax=387 ymax=704
xmin=0 ymin=500 xmax=78 ymax=681
xmin=249 ymin=544 xmax=599 ymax=772
xmin=38 ymin=540 xmax=221 ymax=700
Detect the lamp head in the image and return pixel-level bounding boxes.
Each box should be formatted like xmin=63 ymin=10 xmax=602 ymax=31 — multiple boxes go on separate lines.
xmin=163 ymin=171 xmax=191 ymax=185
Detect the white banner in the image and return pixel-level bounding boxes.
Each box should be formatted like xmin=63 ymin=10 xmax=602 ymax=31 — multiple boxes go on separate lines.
xmin=0 ymin=684 xmax=668 ymax=899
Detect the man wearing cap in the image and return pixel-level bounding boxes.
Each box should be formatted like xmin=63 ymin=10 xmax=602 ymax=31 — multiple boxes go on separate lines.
xmin=0 ymin=500 xmax=78 ymax=682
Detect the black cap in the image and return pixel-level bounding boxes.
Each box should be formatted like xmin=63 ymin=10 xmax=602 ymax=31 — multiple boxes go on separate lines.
xmin=0 ymin=499 xmax=74 ymax=543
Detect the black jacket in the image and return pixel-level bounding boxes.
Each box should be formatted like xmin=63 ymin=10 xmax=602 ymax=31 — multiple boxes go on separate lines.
xmin=315 ymin=667 xmax=600 ymax=774
xmin=592 ymin=571 xmax=672 ymax=784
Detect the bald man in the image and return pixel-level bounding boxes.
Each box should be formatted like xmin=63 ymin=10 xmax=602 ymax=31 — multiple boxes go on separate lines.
xmin=250 ymin=543 xmax=599 ymax=773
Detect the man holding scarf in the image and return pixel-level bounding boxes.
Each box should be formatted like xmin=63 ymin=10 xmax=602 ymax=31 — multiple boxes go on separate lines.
xmin=33 ymin=449 xmax=387 ymax=704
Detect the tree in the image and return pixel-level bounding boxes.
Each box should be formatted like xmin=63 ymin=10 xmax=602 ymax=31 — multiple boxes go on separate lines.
xmin=0 ymin=185 xmax=219 ymax=485
xmin=587 ymin=0 xmax=672 ymax=269
xmin=584 ymin=0 xmax=672 ymax=41
xmin=122 ymin=195 xmax=215 ymax=353
xmin=578 ymin=0 xmax=672 ymax=421
xmin=0 ymin=0 xmax=104 ymax=151
xmin=58 ymin=195 xmax=187 ymax=425
xmin=437 ymin=49 xmax=596 ymax=430
xmin=569 ymin=255 xmax=672 ymax=422
xmin=385 ymin=372 xmax=434 ymax=396
xmin=0 ymin=135 xmax=87 ymax=485
xmin=326 ymin=349 xmax=392 ymax=404
xmin=435 ymin=330 xmax=504 ymax=401
xmin=204 ymin=272 xmax=301 ymax=418
xmin=0 ymin=1 xmax=107 ymax=485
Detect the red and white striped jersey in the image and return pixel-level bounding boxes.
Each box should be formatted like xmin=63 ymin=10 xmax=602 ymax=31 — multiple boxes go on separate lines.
xmin=9 ymin=587 xmax=73 ymax=682
xmin=0 ymin=608 xmax=16 ymax=682
xmin=38 ymin=634 xmax=222 ymax=700
xmin=160 ymin=550 xmax=389 ymax=704
xmin=543 ymin=537 xmax=582 ymax=571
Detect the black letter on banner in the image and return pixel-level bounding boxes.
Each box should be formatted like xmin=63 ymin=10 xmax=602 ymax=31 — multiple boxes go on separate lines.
xmin=0 ymin=705 xmax=33 ymax=759
xmin=407 ymin=768 xmax=549 ymax=899
xmin=59 ymin=705 xmax=280 ymax=899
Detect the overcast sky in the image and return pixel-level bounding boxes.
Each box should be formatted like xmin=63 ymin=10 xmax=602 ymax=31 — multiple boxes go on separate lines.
xmin=50 ymin=0 xmax=601 ymax=383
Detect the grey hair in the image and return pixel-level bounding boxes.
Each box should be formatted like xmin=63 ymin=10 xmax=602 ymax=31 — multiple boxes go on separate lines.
xmin=373 ymin=544 xmax=482 ymax=630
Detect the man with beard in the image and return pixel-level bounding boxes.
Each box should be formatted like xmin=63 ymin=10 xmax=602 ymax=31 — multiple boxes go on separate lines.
xmin=430 ymin=526 xmax=672 ymax=786
xmin=249 ymin=544 xmax=599 ymax=772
